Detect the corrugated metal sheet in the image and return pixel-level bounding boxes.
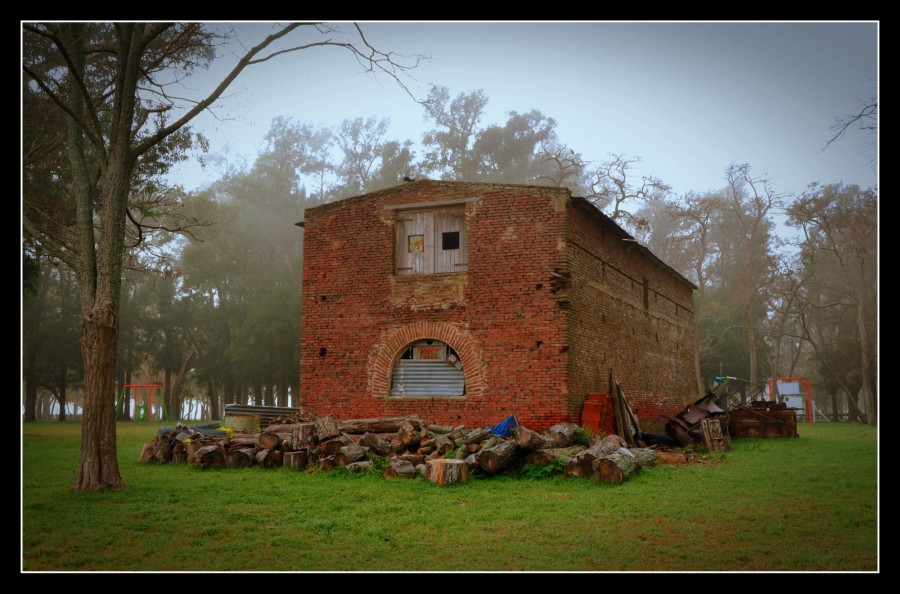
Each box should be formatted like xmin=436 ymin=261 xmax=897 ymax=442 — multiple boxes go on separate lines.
xmin=391 ymin=360 xmax=464 ymax=396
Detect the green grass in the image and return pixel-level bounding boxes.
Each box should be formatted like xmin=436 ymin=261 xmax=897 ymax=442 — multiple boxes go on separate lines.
xmin=22 ymin=421 xmax=878 ymax=571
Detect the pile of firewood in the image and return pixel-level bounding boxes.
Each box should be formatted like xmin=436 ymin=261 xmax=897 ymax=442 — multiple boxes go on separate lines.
xmin=140 ymin=413 xmax=673 ymax=486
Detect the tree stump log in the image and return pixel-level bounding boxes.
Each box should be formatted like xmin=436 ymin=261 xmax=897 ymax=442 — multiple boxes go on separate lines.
xmin=283 ymin=450 xmax=308 ymax=470
xmin=225 ymin=449 xmax=254 ymax=468
xmin=464 ymin=453 xmax=479 ymax=474
xmin=255 ymin=448 xmax=279 ymax=468
xmin=461 ymin=427 xmax=494 ymax=445
xmin=335 ymin=443 xmax=369 ymax=467
xmin=563 ymin=437 xmax=627 ymax=477
xmin=427 ymin=424 xmax=454 ymax=434
xmin=593 ymin=452 xmax=639 ymax=484
xmin=318 ymin=455 xmax=337 ymax=471
xmin=257 ymin=432 xmax=282 ymax=450
xmin=425 ymin=459 xmax=469 ymax=485
xmin=338 ymin=416 xmax=424 ymax=434
xmin=322 ymin=434 xmax=355 ymax=456
xmin=630 ymin=447 xmax=659 ymax=468
xmin=383 ymin=458 xmax=417 ymax=478
xmin=478 ymin=440 xmax=521 ymax=474
xmin=314 ymin=415 xmax=341 ymax=441
xmin=524 ymin=445 xmax=586 ymax=465
xmin=656 ymin=451 xmax=687 ymax=465
xmin=546 ymin=423 xmax=579 ymax=447
xmin=359 ymin=432 xmax=392 ymax=458
xmin=345 ymin=460 xmax=373 ymax=473
xmin=194 ymin=444 xmax=224 ymax=468
xmin=139 ymin=441 xmax=156 ymax=463
xmin=431 ymin=434 xmax=455 ymax=454
xmin=398 ymin=421 xmax=422 ymax=448
xmin=171 ymin=442 xmax=187 ymax=464
xmin=399 ymin=453 xmax=425 ymax=466
xmin=514 ymin=426 xmax=556 ymax=451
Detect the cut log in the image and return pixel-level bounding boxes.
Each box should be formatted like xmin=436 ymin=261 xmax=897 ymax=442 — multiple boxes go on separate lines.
xmin=464 ymin=453 xmax=479 ymax=474
xmin=334 ymin=443 xmax=369 ymax=467
xmin=399 ymin=453 xmax=425 ymax=467
xmin=359 ymin=432 xmax=392 ymax=458
xmin=478 ymin=440 xmax=521 ymax=474
xmin=283 ymin=450 xmax=309 ymax=470
xmin=454 ymin=446 xmax=469 ymax=460
xmin=416 ymin=464 xmax=427 ymax=477
xmin=462 ymin=427 xmax=494 ymax=445
xmin=257 ymin=432 xmax=283 ymax=450
xmin=255 ymin=448 xmax=278 ymax=468
xmin=322 ymin=434 xmax=355 ymax=456
xmin=225 ymin=449 xmax=254 ymax=468
xmin=345 ymin=460 xmax=373 ymax=473
xmin=416 ymin=446 xmax=435 ymax=456
xmin=524 ymin=445 xmax=586 ymax=465
xmin=289 ymin=423 xmax=319 ymax=449
xmin=480 ymin=436 xmax=499 ymax=452
xmin=139 ymin=442 xmax=155 ymax=463
xmin=383 ymin=459 xmax=417 ymax=478
xmin=546 ymin=424 xmax=579 ymax=447
xmin=398 ymin=421 xmax=422 ymax=448
xmin=427 ymin=424 xmax=454 ymax=434
xmin=514 ymin=426 xmax=556 ymax=451
xmin=563 ymin=437 xmax=627 ymax=477
xmin=318 ymin=455 xmax=337 ymax=471
xmin=425 ymin=459 xmax=469 ymax=485
xmin=449 ymin=426 xmax=466 ymax=440
xmin=338 ymin=416 xmax=424 ymax=434
xmin=154 ymin=438 xmax=173 ymax=462
xmin=593 ymin=452 xmax=639 ymax=484
xmin=431 ymin=433 xmax=455 ymax=454
xmin=630 ymin=447 xmax=659 ymax=468
xmin=228 ymin=434 xmax=261 ymax=446
xmin=193 ymin=445 xmax=224 ymax=469
xmin=656 ymin=451 xmax=687 ymax=465
xmin=171 ymin=442 xmax=187 ymax=464
xmin=314 ymin=415 xmax=341 ymax=441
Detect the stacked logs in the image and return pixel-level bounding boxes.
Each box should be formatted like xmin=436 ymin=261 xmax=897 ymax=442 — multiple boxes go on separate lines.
xmin=140 ymin=415 xmax=676 ymax=486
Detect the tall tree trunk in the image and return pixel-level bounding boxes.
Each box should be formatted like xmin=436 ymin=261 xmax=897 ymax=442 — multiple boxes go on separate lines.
xmin=224 ymin=373 xmax=235 ymax=405
xmin=747 ymin=302 xmax=758 ymax=386
xmin=206 ymin=379 xmax=220 ymax=420
xmin=264 ymin=378 xmax=274 ymax=407
xmin=163 ymin=369 xmax=173 ymax=420
xmin=57 ymin=365 xmax=68 ymax=421
xmin=253 ymin=383 xmax=262 ymax=406
xmin=24 ymin=382 xmax=38 ymax=423
xmin=855 ymin=287 xmax=875 ymax=425
xmin=171 ymin=348 xmax=198 ymax=421
xmin=74 ymin=311 xmax=124 ymax=491
xmin=831 ymin=388 xmax=839 ymax=422
xmin=23 ymin=264 xmax=51 ymax=422
xmin=238 ymin=383 xmax=247 ymax=405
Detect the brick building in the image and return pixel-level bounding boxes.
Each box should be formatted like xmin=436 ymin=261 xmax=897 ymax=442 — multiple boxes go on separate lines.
xmin=299 ymin=180 xmax=697 ymax=432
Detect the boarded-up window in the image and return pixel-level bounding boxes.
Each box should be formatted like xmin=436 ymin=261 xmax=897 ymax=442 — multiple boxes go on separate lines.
xmin=391 ymin=340 xmax=465 ymax=397
xmin=396 ymin=207 xmax=467 ymax=275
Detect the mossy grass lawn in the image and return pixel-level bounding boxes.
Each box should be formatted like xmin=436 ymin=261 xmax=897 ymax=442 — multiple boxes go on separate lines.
xmin=22 ymin=421 xmax=877 ymax=571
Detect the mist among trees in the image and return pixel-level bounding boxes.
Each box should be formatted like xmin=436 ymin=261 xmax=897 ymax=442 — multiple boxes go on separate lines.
xmin=22 ymin=24 xmax=878 ymax=495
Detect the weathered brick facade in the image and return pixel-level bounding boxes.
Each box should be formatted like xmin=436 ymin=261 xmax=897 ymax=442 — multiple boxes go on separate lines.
xmin=300 ymin=180 xmax=697 ymax=432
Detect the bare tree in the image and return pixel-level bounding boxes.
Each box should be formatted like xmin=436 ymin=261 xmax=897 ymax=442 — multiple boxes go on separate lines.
xmin=586 ymin=154 xmax=671 ymax=234
xmin=22 ymin=22 xmax=421 ymax=491
xmin=823 ymin=95 xmax=877 ymax=168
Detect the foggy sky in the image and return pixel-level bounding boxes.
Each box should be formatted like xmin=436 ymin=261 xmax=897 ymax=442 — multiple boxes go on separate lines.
xmin=167 ymin=21 xmax=878 ymax=198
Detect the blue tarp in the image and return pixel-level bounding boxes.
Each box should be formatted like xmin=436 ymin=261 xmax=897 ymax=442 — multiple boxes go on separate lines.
xmin=490 ymin=415 xmax=519 ymax=437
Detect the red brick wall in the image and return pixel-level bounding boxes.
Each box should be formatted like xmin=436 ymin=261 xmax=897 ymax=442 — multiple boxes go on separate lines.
xmin=565 ymin=199 xmax=697 ymax=433
xmin=300 ymin=181 xmax=573 ymax=430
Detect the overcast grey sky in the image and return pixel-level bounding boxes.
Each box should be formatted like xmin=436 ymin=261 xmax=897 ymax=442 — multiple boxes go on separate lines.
xmin=168 ymin=21 xmax=878 ymax=198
